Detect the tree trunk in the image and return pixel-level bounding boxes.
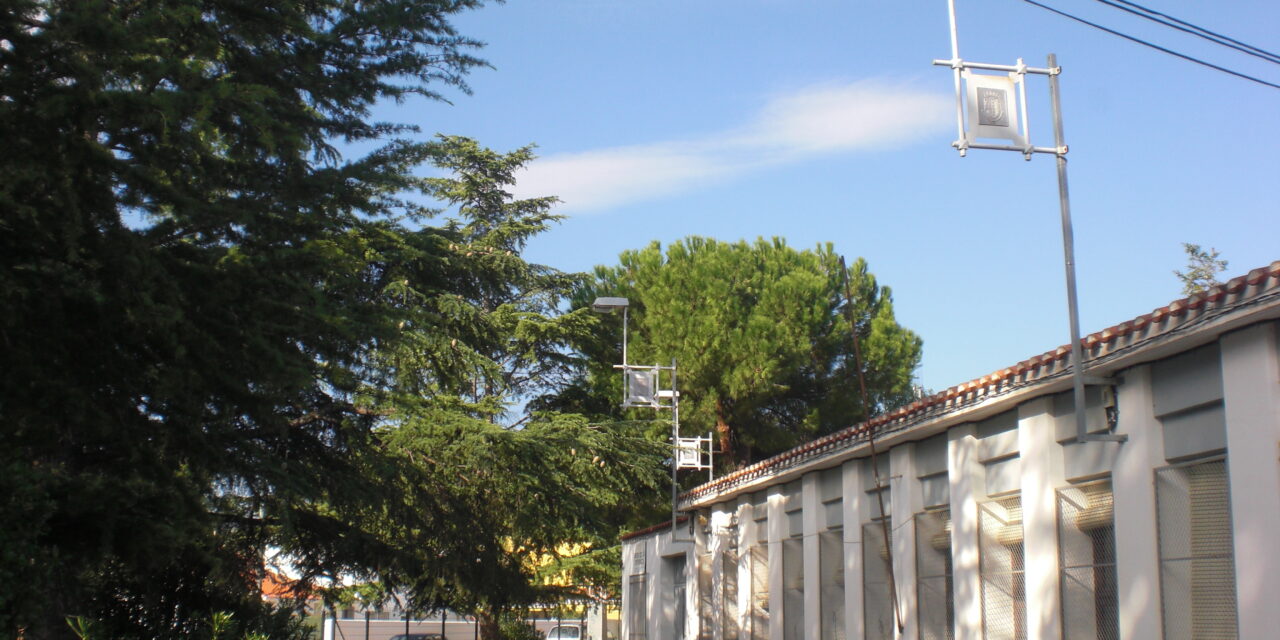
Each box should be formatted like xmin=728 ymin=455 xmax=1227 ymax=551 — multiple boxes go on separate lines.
xmin=715 ymin=398 xmax=736 ymax=469
xmin=476 ymin=610 xmax=502 ymax=640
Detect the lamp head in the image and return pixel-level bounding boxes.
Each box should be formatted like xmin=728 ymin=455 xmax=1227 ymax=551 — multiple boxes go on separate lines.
xmin=591 ymin=297 xmax=629 ymax=313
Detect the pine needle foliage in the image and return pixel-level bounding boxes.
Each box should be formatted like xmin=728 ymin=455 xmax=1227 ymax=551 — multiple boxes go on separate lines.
xmin=1174 ymin=242 xmax=1229 ymax=296
xmin=0 ymin=2 xmax=665 ymax=638
xmin=545 ymin=238 xmax=923 ymax=470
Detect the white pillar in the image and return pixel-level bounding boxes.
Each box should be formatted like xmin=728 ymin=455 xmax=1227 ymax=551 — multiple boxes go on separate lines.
xmin=1220 ymin=322 xmax=1280 ymax=640
xmin=768 ymin=487 xmax=786 ymax=640
xmin=844 ymin=459 xmax=866 ymax=640
xmin=621 ymin=540 xmax=636 ymax=640
xmin=1112 ymin=364 xmax=1164 ymax=640
xmin=648 ymin=537 xmax=663 ymax=640
xmin=1018 ymin=397 xmax=1064 ymax=640
xmin=802 ymin=473 xmax=821 ymax=640
xmin=694 ymin=512 xmax=710 ymax=640
xmin=709 ymin=507 xmax=728 ymax=640
xmin=738 ymin=497 xmax=754 ymax=640
xmin=890 ymin=444 xmax=921 ymax=640
xmin=948 ymin=424 xmax=984 ymax=639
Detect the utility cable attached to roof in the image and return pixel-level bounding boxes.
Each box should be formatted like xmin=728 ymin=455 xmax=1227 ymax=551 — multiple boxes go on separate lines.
xmin=839 ymin=255 xmax=904 ymax=635
xmin=1019 ymin=0 xmax=1280 ymax=90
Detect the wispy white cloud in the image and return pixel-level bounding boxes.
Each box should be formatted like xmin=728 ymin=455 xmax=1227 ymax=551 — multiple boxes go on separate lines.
xmin=512 ymin=80 xmax=951 ymax=214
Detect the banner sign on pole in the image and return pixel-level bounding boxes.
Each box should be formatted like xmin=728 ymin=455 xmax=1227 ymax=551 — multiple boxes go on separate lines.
xmin=963 ymin=70 xmax=1026 ymax=148
xmin=675 ymin=436 xmax=712 ymax=471
xmin=625 ymin=368 xmax=657 ymax=407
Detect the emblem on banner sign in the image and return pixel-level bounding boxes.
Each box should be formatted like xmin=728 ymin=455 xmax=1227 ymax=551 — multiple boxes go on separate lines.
xmin=963 ymin=70 xmax=1026 ymax=148
xmin=977 ymin=87 xmax=1008 ymax=127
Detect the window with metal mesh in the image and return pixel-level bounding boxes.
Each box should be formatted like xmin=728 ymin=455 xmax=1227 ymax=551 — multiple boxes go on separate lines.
xmin=979 ymin=495 xmax=1025 ymax=640
xmin=628 ymin=573 xmax=648 ymax=640
xmin=722 ymin=548 xmax=740 ymax=640
xmin=916 ymin=509 xmax=954 ymax=640
xmin=819 ymin=530 xmax=846 ymax=640
xmin=862 ymin=520 xmax=895 ymax=640
xmin=750 ymin=542 xmax=770 ymax=640
xmin=782 ymin=538 xmax=804 ymax=640
xmin=1155 ymin=457 xmax=1237 ymax=640
xmin=698 ymin=549 xmax=714 ymax=640
xmin=1057 ymin=481 xmax=1118 ymax=640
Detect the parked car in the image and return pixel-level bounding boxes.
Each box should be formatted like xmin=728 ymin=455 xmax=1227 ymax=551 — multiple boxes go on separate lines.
xmin=544 ymin=625 xmax=585 ymax=640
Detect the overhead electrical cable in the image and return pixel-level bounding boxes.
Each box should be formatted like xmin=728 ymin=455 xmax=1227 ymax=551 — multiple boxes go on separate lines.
xmin=1019 ymin=0 xmax=1280 ymax=91
xmin=1093 ymin=0 xmax=1280 ymax=66
xmin=1108 ymin=0 xmax=1280 ymax=64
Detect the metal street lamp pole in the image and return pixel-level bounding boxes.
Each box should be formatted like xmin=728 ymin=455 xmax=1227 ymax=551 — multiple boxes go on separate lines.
xmin=593 ymin=298 xmax=700 ymax=536
xmin=670 ymin=358 xmax=679 ymax=535
xmin=934 ymin=2 xmax=1124 ymax=443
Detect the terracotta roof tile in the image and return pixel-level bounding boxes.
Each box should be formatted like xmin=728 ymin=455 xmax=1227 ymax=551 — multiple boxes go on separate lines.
xmin=677 ymin=260 xmax=1280 ymax=506
xmin=621 ymin=516 xmax=690 ymax=541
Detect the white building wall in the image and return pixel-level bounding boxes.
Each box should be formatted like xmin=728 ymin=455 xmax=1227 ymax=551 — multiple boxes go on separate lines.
xmin=767 ymin=487 xmax=785 ymax=640
xmin=948 ymin=424 xmax=984 ymax=639
xmin=629 ymin=319 xmax=1280 ymax=640
xmin=701 ymin=512 xmax=711 ymax=640
xmin=1221 ymin=322 xmax=1280 ymax=640
xmin=739 ymin=496 xmax=757 ymax=640
xmin=1110 ymin=364 xmax=1164 ymax=640
xmin=843 ymin=458 xmax=866 ymax=640
xmin=731 ymin=496 xmax=751 ymax=640
xmin=889 ymin=444 xmax=920 ymax=640
xmin=709 ymin=506 xmax=731 ymax=640
xmin=800 ymin=473 xmax=820 ymax=640
xmin=1018 ymin=396 xmax=1064 ymax=640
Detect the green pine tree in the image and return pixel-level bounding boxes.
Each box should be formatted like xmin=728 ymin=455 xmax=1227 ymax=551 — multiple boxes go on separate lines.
xmin=543 ymin=237 xmax=923 ymax=470
xmin=1174 ymin=243 xmax=1229 ymax=296
xmin=0 ymin=3 xmax=663 ymax=638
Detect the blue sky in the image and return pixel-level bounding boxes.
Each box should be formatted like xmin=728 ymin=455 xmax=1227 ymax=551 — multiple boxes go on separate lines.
xmin=394 ymin=0 xmax=1278 ymax=393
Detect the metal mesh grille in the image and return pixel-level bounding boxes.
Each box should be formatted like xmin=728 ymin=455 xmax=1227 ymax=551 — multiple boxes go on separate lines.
xmin=862 ymin=521 xmax=895 ymax=640
xmin=698 ymin=550 xmax=714 ymax=640
xmin=1156 ymin=458 xmax=1238 ymax=640
xmin=749 ymin=543 xmax=770 ymax=640
xmin=819 ymin=530 xmax=846 ymax=640
xmin=628 ymin=574 xmax=647 ymax=640
xmin=722 ymin=548 xmax=740 ymax=640
xmin=782 ymin=539 xmax=804 ymax=640
xmin=1057 ymin=481 xmax=1118 ymax=640
xmin=916 ymin=509 xmax=954 ymax=640
xmin=979 ymin=495 xmax=1025 ymax=640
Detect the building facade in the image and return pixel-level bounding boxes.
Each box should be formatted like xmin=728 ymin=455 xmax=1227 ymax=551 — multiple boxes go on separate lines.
xmin=621 ymin=261 xmax=1280 ymax=640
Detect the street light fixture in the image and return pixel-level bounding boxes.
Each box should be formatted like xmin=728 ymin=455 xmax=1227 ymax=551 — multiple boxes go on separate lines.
xmin=591 ymin=297 xmax=629 ymax=367
xmin=591 ymin=296 xmax=711 ymax=536
xmin=590 ymin=296 xmax=629 ymax=313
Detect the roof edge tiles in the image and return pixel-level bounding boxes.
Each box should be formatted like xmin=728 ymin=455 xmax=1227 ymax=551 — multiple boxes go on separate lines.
xmin=675 ymin=260 xmax=1280 ymax=509
xmin=620 ymin=516 xmax=691 ymax=542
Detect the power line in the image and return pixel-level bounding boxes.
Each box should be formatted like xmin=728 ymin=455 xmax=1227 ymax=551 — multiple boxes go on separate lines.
xmin=1108 ymin=0 xmax=1280 ymax=64
xmin=1018 ymin=0 xmax=1280 ymax=91
xmin=1094 ymin=0 xmax=1280 ymax=66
